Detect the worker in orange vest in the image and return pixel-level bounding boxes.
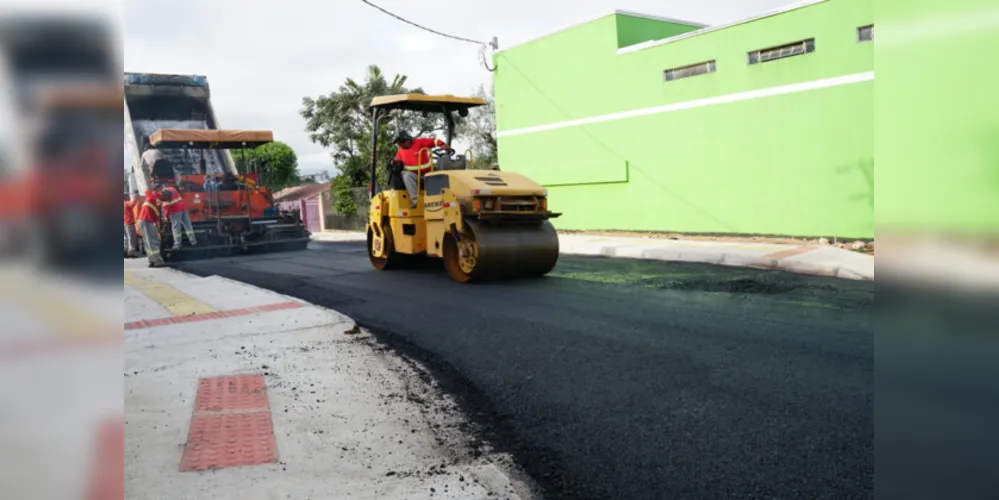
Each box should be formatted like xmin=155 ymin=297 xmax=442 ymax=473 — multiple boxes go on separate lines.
xmin=137 ymin=187 xmax=165 ymax=267
xmin=390 ymin=130 xmax=450 ymax=208
xmin=159 ymin=185 xmax=197 ymax=250
xmin=123 ymin=194 xmax=139 ymax=258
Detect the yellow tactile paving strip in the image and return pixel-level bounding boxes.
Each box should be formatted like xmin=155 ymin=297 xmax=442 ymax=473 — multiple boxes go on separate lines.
xmin=124 ymin=270 xmax=217 ymax=317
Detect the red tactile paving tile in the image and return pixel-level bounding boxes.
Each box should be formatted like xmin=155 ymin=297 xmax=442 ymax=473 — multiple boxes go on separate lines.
xmin=180 ymin=413 xmax=277 ymax=472
xmin=181 ymin=375 xmax=278 ymax=472
xmin=194 ymin=375 xmax=270 ymax=412
xmin=124 ymin=301 xmax=303 ymax=330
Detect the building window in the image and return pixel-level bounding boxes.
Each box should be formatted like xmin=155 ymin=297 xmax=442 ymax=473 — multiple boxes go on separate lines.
xmin=748 ymin=39 xmax=815 ymax=64
xmin=663 ymin=60 xmax=717 ymax=82
xmin=858 ymin=25 xmax=874 ymax=42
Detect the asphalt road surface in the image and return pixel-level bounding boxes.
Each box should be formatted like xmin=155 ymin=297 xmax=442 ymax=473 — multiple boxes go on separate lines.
xmin=174 ymin=241 xmax=874 ymax=500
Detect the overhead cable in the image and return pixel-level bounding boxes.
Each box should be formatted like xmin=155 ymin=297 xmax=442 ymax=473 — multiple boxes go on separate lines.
xmin=359 ymin=0 xmax=496 ymax=71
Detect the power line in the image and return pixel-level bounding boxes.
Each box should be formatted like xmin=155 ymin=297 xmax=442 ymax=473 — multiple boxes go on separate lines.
xmin=359 ymin=0 xmax=496 ymax=71
xmin=359 ymin=0 xmax=485 ymax=46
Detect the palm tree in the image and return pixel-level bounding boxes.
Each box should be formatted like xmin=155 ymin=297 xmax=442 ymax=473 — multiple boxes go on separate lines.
xmin=300 ymin=65 xmax=440 ymax=188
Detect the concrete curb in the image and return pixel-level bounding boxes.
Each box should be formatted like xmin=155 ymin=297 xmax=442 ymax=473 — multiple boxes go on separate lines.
xmin=744 ymin=255 xmax=872 ymax=280
xmin=555 ymin=237 xmax=874 ymax=281
xmin=311 ymin=232 xmax=874 ymax=281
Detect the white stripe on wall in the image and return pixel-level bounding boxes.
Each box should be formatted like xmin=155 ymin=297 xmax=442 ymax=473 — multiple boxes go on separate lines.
xmin=497 ymin=71 xmax=874 ymax=138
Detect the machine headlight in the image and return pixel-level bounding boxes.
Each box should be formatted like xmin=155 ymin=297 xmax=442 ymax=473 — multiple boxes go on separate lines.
xmin=483 ymin=198 xmax=495 ymax=210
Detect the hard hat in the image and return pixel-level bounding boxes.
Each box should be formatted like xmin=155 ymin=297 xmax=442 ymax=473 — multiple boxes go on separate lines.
xmin=392 ymin=130 xmax=413 ymax=144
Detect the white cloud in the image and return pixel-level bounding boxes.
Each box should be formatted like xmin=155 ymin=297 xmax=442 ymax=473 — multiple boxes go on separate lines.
xmin=399 ymin=32 xmax=437 ymax=53
xmin=297 ymin=151 xmax=333 ymax=172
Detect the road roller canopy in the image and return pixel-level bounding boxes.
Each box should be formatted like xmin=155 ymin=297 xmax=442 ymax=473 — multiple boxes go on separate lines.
xmin=149 ymin=129 xmax=274 ymax=149
xmin=369 ymin=94 xmax=486 ymax=114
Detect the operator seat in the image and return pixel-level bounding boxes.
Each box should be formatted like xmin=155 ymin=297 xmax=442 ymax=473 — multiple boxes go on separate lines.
xmin=386 ymin=163 xmax=407 ymax=191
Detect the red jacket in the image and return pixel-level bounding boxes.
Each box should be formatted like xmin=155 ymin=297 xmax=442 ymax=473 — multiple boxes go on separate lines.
xmin=137 ymin=190 xmax=161 ymax=223
xmin=160 ymin=186 xmax=187 ymax=216
xmin=123 ymin=200 xmax=135 ymax=225
xmin=394 ymin=137 xmax=447 ymax=175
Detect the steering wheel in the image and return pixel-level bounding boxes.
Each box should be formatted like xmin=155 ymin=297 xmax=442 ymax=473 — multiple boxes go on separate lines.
xmin=432 ymin=147 xmax=454 ymax=158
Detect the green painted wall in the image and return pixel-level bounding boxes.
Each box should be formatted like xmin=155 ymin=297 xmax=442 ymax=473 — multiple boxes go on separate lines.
xmin=494 ymin=0 xmax=874 ymax=238
xmin=614 ymin=15 xmax=702 ymax=49
xmin=876 ymin=0 xmax=999 ymax=236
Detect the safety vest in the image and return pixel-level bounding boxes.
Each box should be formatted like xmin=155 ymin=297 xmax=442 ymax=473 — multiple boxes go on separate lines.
xmin=160 ymin=187 xmax=186 ymax=216
xmin=123 ymin=201 xmax=135 ymax=225
xmin=403 ymin=161 xmax=433 ymax=173
xmin=142 ymin=201 xmax=160 ymax=217
xmin=396 ymin=140 xmax=444 ymax=175
xmin=138 ymin=193 xmax=161 ymax=222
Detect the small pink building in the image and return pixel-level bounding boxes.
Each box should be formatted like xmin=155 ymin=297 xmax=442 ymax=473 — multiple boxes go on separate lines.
xmin=273 ymin=183 xmax=331 ymax=233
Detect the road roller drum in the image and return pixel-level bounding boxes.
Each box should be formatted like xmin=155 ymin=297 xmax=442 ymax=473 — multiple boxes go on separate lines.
xmin=443 ymin=220 xmax=559 ymax=282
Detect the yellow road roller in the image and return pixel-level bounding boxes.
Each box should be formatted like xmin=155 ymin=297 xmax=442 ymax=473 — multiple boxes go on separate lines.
xmin=365 ymin=94 xmax=561 ymax=283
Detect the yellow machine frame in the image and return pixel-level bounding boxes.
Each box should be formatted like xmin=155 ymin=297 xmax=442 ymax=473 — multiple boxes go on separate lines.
xmin=365 ymin=94 xmax=561 ymax=282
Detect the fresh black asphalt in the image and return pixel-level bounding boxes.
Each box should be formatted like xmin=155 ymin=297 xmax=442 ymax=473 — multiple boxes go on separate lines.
xmin=174 ymin=241 xmax=874 ymax=500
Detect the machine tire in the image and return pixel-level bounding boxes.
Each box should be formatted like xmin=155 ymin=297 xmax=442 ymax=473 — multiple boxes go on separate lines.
xmin=368 ymin=223 xmax=399 ymax=271
xmin=442 ymin=231 xmax=478 ymax=283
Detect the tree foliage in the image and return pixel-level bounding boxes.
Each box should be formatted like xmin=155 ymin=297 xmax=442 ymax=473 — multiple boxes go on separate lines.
xmin=231 ymin=140 xmax=300 ymax=190
xmin=456 ymin=84 xmax=497 ymax=169
xmin=331 ymin=176 xmax=358 ymax=215
xmin=300 ymin=65 xmax=455 ymax=190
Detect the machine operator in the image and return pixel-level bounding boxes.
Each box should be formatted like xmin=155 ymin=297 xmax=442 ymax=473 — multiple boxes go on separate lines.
xmin=390 ymin=131 xmax=450 ymax=208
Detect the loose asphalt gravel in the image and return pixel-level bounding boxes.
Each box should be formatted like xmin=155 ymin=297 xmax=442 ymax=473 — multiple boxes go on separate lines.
xmin=173 ymin=241 xmax=874 ymax=500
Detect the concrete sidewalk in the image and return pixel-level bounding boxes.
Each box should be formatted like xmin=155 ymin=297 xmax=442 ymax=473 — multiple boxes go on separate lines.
xmin=124 ymin=259 xmax=535 ymax=499
xmin=311 ymin=230 xmax=874 ymax=281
